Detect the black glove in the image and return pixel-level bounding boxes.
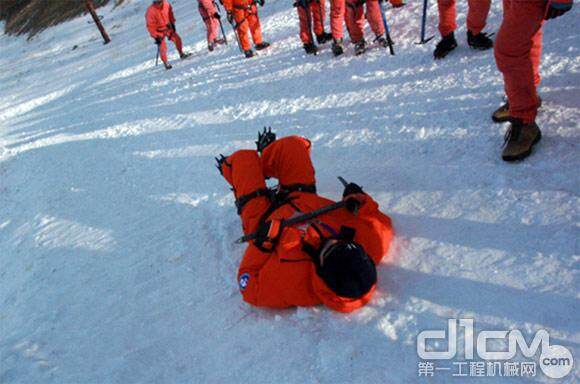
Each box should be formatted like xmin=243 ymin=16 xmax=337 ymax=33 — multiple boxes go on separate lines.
xmin=342 ymin=182 xmax=363 ymax=198
xmin=256 ymin=127 xmax=276 ymax=153
xmin=342 ymin=182 xmax=364 ymax=213
xmin=254 ymin=219 xmax=282 ymax=252
xmin=169 ymin=23 xmax=176 ymax=31
xmin=155 ymin=37 xmax=163 ymax=45
xmin=257 ymin=0 xmax=265 ymax=6
xmin=213 ymin=12 xmax=221 ymax=19
xmin=227 ymin=12 xmax=234 ymax=24
xmin=545 ymin=2 xmax=572 ymax=20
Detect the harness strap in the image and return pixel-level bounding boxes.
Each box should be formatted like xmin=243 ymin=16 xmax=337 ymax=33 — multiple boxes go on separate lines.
xmin=280 ymin=183 xmax=317 ymax=194
xmin=235 ymin=188 xmax=271 ymax=215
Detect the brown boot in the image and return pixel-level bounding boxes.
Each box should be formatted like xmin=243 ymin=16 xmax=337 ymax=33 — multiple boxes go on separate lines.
xmin=492 ymin=102 xmax=511 ymax=123
xmin=501 ymin=120 xmax=542 ymax=162
xmin=492 ymin=97 xmax=542 ymax=124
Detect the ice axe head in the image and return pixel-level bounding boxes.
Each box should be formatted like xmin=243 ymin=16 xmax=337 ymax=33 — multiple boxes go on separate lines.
xmin=415 ymin=35 xmax=435 ymax=45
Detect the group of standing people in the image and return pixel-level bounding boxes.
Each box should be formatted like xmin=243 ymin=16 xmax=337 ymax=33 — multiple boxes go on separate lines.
xmin=145 ymin=0 xmax=573 ymax=162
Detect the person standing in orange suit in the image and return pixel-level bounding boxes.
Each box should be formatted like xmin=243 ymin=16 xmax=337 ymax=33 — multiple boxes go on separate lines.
xmin=345 ymin=0 xmax=393 ymax=56
xmin=145 ymin=0 xmax=190 ymax=69
xmin=294 ymin=0 xmax=332 ymax=55
xmin=329 ymin=0 xmax=403 ymax=57
xmin=493 ymin=0 xmax=573 ymax=161
xmin=223 ymin=0 xmax=270 ymax=58
xmin=433 ymin=0 xmax=493 ymax=59
xmin=198 ymin=0 xmax=226 ymax=51
xmin=216 ymin=132 xmax=394 ymax=312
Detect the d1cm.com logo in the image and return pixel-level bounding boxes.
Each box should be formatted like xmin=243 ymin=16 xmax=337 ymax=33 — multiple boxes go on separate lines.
xmin=417 ymin=319 xmax=574 ymax=379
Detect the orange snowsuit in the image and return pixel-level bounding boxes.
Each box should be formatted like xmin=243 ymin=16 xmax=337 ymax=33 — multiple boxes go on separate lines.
xmin=329 ymin=0 xmax=401 ymax=41
xmin=345 ymin=0 xmax=386 ymax=43
xmin=437 ymin=0 xmax=491 ymax=37
xmin=145 ymin=0 xmax=184 ymax=63
xmin=222 ymin=0 xmax=264 ymax=51
xmin=494 ymin=0 xmax=572 ymax=123
xmin=220 ymin=136 xmax=394 ymax=312
xmin=296 ymin=0 xmax=327 ymax=44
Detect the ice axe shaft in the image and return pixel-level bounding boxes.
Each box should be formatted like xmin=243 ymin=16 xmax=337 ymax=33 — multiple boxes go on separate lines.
xmin=416 ymin=0 xmax=434 ymax=44
xmin=235 ymin=200 xmax=347 ymax=244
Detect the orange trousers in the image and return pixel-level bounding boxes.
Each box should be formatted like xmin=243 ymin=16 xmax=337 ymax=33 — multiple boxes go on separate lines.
xmin=494 ymin=0 xmax=544 ymax=123
xmin=345 ymin=0 xmax=385 ymax=43
xmin=297 ymin=0 xmax=326 ymax=44
xmin=159 ymin=30 xmax=183 ymax=63
xmin=233 ymin=6 xmax=263 ymax=51
xmin=437 ymin=0 xmax=490 ymax=37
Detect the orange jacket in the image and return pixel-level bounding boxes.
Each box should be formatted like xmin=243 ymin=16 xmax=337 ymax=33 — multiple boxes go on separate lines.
xmin=238 ymin=192 xmax=393 ymax=313
xmin=222 ymin=0 xmax=257 ymax=13
xmin=222 ymin=137 xmax=394 ymax=313
xmin=145 ymin=0 xmax=176 ymax=39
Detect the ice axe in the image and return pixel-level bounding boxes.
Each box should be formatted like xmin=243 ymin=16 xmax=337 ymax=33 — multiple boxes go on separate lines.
xmin=377 ymin=0 xmax=395 ymax=55
xmin=416 ymin=0 xmax=434 ymax=44
xmin=214 ymin=1 xmax=228 ymax=45
xmin=234 ymin=176 xmax=354 ymax=244
xmin=155 ymin=43 xmax=160 ymax=66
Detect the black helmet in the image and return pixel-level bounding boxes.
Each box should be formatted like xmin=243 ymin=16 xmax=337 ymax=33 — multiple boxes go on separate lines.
xmin=315 ymin=240 xmax=377 ymax=298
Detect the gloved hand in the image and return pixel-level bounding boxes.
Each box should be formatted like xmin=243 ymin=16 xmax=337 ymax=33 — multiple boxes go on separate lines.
xmin=254 ymin=219 xmax=282 ymax=252
xmin=155 ymin=37 xmax=163 ymax=45
xmin=342 ymin=182 xmax=365 ymax=214
xmin=213 ymin=12 xmax=221 ymax=19
xmin=227 ymin=12 xmax=234 ymax=24
xmin=545 ymin=1 xmax=572 ymax=20
xmin=257 ymin=0 xmax=265 ymax=6
xmin=256 ymin=127 xmax=276 ymax=153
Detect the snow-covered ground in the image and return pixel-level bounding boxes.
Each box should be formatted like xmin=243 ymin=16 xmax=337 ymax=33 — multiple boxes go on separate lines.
xmin=0 ymin=0 xmax=578 ymax=383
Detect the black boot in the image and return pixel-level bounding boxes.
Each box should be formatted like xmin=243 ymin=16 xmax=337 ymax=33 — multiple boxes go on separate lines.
xmin=467 ymin=31 xmax=493 ymax=50
xmin=433 ymin=32 xmax=457 ymax=59
xmin=180 ymin=52 xmax=191 ymax=59
xmin=375 ymin=34 xmax=388 ymax=48
xmin=316 ymin=32 xmax=333 ymax=44
xmin=354 ymin=39 xmax=366 ymax=56
xmin=255 ymin=42 xmax=270 ymax=50
xmin=303 ymin=43 xmax=318 ymax=55
xmin=244 ymin=49 xmax=255 ymax=58
xmin=332 ymin=38 xmax=344 ymax=57
xmin=164 ymin=62 xmax=173 ymax=70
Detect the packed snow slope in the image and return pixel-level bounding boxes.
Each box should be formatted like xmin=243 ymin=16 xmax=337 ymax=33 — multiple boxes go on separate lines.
xmin=0 ymin=0 xmax=578 ymax=383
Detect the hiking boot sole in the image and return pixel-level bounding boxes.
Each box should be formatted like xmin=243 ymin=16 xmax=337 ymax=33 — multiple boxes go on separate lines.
xmin=492 ymin=114 xmax=513 ymax=123
xmin=468 ymin=45 xmax=493 ymax=51
xmin=502 ymin=130 xmax=542 ymax=162
xmin=434 ymin=43 xmax=457 ymax=59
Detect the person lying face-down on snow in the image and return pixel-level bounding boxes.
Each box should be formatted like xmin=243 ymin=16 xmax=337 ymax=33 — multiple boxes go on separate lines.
xmin=216 ymin=130 xmax=395 ymax=313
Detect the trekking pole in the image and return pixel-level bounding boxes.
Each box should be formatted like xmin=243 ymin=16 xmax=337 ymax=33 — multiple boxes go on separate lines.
xmin=228 ymin=18 xmax=244 ymax=52
xmin=378 ymin=0 xmax=395 ymax=55
xmin=214 ymin=1 xmax=228 ymax=44
xmin=217 ymin=17 xmax=229 ymax=45
xmin=416 ymin=0 xmax=434 ymax=44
